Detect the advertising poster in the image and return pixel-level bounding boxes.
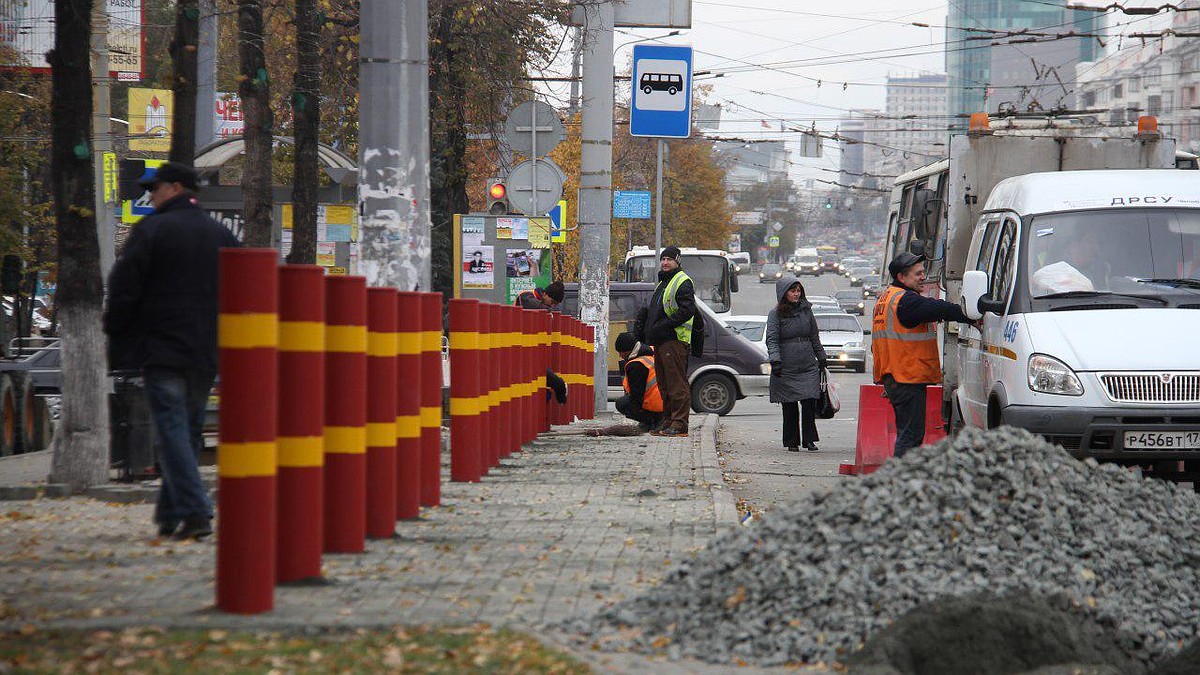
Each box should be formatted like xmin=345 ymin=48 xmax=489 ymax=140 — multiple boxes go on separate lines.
xmin=463 ymin=245 xmax=494 ymax=289
xmin=316 ymin=242 xmax=337 ymax=267
xmin=496 ymin=217 xmax=514 ymax=239
xmin=128 ymin=88 xmax=173 ymax=152
xmin=462 ymin=216 xmax=484 ymax=249
xmin=505 ymin=248 xmax=551 ymax=304
xmin=528 ymin=217 xmax=551 ymax=248
xmin=511 ymin=217 xmax=529 ymax=240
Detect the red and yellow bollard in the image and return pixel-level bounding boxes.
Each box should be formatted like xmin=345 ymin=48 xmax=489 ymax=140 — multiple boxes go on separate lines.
xmin=449 ymin=299 xmax=483 ymax=482
xmin=505 ymin=306 xmax=520 ymax=457
xmin=217 ymin=248 xmax=278 ymax=614
xmin=366 ymin=288 xmax=398 ymax=539
xmin=539 ymin=311 xmax=551 ymax=433
xmin=419 ymin=293 xmax=442 ymax=507
xmin=549 ymin=313 xmax=567 ymax=426
xmin=481 ymin=303 xmax=497 ymax=472
xmin=324 ymin=276 xmax=367 ymax=553
xmin=395 ymin=292 xmax=423 ymax=520
xmin=520 ymin=309 xmax=534 ymax=446
xmin=583 ymin=323 xmax=595 ymax=419
xmin=276 ymin=265 xmax=325 ymax=584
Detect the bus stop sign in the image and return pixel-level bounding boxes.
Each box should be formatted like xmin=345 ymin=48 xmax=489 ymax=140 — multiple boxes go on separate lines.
xmin=630 ymin=44 xmax=693 ymax=139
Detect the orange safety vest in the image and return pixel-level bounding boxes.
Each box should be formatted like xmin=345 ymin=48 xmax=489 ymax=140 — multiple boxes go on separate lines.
xmin=622 ymin=355 xmax=664 ymax=412
xmin=871 ymin=285 xmax=941 ymax=385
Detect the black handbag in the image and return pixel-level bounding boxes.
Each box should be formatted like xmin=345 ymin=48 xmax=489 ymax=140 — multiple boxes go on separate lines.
xmin=817 ymin=368 xmax=838 ymax=419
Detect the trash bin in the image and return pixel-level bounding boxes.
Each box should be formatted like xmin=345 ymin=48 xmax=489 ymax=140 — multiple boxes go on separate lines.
xmin=109 ymin=370 xmax=157 ymax=480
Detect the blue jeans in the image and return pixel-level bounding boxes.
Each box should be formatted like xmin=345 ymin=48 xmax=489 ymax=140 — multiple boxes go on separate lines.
xmin=882 ymin=375 xmax=926 ymax=458
xmin=144 ymin=368 xmax=214 ymax=524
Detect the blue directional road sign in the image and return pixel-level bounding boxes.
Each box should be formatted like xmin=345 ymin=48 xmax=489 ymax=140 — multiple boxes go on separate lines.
xmin=613 ymin=190 xmax=652 ymax=219
xmin=630 ymin=44 xmax=693 ymax=139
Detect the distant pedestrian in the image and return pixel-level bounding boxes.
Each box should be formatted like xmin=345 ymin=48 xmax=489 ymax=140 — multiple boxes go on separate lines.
xmin=640 ymin=245 xmax=696 ymax=437
xmin=872 ymin=252 xmax=970 ymax=457
xmin=103 ymin=162 xmax=240 ymax=540
xmin=514 ymin=280 xmax=564 ymax=311
xmin=614 ymin=332 xmax=663 ymax=433
xmin=766 ymin=275 xmax=827 ymax=452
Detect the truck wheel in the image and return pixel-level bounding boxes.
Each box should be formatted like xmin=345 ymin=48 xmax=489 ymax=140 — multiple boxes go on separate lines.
xmin=10 ymin=372 xmax=33 ymax=453
xmin=691 ymin=373 xmax=736 ymax=416
xmin=0 ymin=374 xmax=15 ymax=456
xmin=29 ymin=395 xmax=52 ymax=451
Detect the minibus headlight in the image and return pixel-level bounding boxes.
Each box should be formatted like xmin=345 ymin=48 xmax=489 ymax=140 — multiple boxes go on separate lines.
xmin=1028 ymin=354 xmax=1084 ymax=396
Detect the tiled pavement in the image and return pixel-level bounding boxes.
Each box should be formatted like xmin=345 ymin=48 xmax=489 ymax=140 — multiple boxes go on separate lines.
xmin=0 ymin=415 xmax=736 ymax=639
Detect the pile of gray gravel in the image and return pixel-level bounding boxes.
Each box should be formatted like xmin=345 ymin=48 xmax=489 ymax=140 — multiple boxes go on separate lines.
xmin=568 ymin=427 xmax=1200 ymax=668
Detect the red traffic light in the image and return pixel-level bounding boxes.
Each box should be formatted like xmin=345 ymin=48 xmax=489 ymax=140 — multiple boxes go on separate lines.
xmin=488 ymin=182 xmax=507 ymax=200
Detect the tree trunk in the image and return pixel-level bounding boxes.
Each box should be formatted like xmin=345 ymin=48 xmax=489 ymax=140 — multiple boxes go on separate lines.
xmin=286 ymin=0 xmax=320 ymax=265
xmin=428 ymin=3 xmax=469 ymax=296
xmin=48 ymin=0 xmax=110 ymax=491
xmin=168 ymin=0 xmax=199 ymax=164
xmin=238 ymin=0 xmax=273 ymax=247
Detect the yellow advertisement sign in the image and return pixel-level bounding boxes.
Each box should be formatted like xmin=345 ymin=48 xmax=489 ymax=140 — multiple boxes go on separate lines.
xmin=102 ymin=152 xmax=118 ymax=204
xmin=128 ymin=88 xmax=173 ymax=152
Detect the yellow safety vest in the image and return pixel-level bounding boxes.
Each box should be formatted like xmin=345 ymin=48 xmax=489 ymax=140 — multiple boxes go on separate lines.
xmin=659 ymin=271 xmax=694 ymax=345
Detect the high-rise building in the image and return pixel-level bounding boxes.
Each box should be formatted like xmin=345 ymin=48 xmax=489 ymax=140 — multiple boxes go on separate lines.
xmin=946 ymin=1 xmax=1101 ymax=131
xmin=879 ymin=74 xmax=949 ymax=177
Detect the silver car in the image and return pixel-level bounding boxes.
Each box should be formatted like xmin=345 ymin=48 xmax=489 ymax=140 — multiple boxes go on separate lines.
xmin=816 ymin=312 xmax=868 ymax=373
xmin=834 ymin=288 xmax=866 ymax=315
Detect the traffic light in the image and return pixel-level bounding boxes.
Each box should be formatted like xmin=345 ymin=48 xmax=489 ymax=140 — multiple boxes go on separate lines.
xmin=486 ymin=178 xmax=509 ymax=215
xmin=824 ymin=197 xmax=832 ymax=209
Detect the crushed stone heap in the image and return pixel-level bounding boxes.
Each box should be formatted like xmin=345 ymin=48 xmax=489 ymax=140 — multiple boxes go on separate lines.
xmin=569 ymin=427 xmax=1200 ymax=667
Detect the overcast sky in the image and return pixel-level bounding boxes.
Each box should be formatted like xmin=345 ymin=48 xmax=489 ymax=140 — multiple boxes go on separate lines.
xmin=551 ymin=0 xmax=1172 ymax=184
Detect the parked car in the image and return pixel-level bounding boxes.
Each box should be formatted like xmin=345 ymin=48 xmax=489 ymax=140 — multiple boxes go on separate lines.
xmin=834 ymin=288 xmax=866 ymax=315
xmin=759 ymin=263 xmax=784 ymax=283
xmin=860 ymin=274 xmax=882 ymax=297
xmin=561 ymin=283 xmax=770 ymax=416
xmin=816 ymin=312 xmax=868 ymax=373
xmin=848 ymin=266 xmax=874 ymax=286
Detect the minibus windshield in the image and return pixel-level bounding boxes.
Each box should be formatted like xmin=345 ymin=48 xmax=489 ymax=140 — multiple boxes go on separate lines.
xmin=1026 ymin=208 xmax=1200 ymax=300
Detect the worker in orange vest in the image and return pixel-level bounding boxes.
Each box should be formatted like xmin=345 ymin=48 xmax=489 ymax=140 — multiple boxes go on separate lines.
xmin=872 ymin=252 xmax=971 ymax=457
xmin=615 ymin=332 xmax=663 ymax=433
xmin=514 ymin=281 xmax=564 ymax=311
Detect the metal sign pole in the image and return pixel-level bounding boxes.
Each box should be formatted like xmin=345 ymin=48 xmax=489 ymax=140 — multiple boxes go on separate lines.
xmin=531 ymin=100 xmax=538 ymax=214
xmin=654 ymin=138 xmax=663 ymax=255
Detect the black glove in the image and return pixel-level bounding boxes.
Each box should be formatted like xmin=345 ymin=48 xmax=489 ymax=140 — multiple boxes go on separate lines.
xmin=771 ymin=361 xmax=782 ymax=377
xmin=819 ymin=358 xmax=829 ymax=369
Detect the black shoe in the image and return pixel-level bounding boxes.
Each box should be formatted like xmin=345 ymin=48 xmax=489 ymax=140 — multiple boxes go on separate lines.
xmin=657 ymin=426 xmax=688 ymax=438
xmin=804 ymin=442 xmax=819 ymax=452
xmin=636 ymin=421 xmax=654 ymax=433
xmin=156 ymin=521 xmax=180 ymax=538
xmin=174 ymin=517 xmax=213 ymax=541
xmin=786 ymin=445 xmax=800 ymax=453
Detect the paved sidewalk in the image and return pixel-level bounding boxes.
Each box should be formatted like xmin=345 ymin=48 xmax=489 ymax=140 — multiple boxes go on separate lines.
xmin=0 ymin=415 xmax=735 ymax=641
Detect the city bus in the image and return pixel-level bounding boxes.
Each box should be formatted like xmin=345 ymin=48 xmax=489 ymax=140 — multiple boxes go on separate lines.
xmin=620 ymin=246 xmax=738 ymax=318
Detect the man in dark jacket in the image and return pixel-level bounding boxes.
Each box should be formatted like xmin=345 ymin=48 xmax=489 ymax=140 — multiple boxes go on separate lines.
xmin=103 ymin=162 xmax=240 ymax=540
xmin=614 ymin=332 xmax=663 ymax=432
xmin=871 ymin=251 xmax=970 ymax=456
xmin=514 ymin=280 xmax=564 ymax=311
xmin=640 ymin=246 xmax=695 ymax=437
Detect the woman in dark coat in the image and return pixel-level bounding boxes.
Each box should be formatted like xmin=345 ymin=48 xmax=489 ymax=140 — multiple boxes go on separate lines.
xmin=766 ymin=275 xmax=828 ymax=452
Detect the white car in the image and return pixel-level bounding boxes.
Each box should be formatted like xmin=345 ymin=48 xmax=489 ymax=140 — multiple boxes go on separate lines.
xmin=816 ymin=312 xmax=868 ymax=373
xmin=722 ymin=314 xmax=768 ymax=356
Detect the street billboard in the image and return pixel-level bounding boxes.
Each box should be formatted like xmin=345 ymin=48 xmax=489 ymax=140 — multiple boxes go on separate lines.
xmin=128 ymin=87 xmax=172 ymax=152
xmin=0 ymin=0 xmax=144 ymax=81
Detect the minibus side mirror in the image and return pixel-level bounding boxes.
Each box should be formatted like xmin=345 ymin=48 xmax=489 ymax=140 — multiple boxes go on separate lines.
xmin=960 ymin=270 xmax=987 ymax=320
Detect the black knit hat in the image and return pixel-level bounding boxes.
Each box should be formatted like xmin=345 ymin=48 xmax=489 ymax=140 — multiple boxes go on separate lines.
xmin=544 ymin=280 xmax=564 ymax=303
xmin=615 ymin=332 xmax=637 ymax=353
xmin=660 ymin=245 xmax=682 ymax=260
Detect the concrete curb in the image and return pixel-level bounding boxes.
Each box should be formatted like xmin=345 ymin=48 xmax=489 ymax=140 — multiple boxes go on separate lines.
xmin=697 ymin=413 xmax=738 ymax=528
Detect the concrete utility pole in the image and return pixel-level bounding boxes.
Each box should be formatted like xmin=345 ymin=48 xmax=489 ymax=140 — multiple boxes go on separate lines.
xmin=577 ymin=1 xmax=615 ymax=416
xmin=91 ymin=2 xmax=116 ymax=279
xmin=195 ymin=0 xmax=218 ymax=150
xmin=569 ymin=26 xmax=583 ymax=116
xmin=358 ymin=0 xmax=431 ymax=291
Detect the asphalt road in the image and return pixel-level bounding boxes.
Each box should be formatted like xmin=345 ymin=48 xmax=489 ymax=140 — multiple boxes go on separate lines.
xmin=719 ymin=269 xmax=880 ymax=517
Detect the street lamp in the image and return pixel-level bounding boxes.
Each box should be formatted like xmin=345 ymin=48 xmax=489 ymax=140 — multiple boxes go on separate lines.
xmin=614 ymin=30 xmax=681 ymax=53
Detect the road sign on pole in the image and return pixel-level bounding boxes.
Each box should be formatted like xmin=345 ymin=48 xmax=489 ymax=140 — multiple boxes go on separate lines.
xmin=549 ymin=200 xmax=566 ymax=242
xmin=630 ymin=44 xmax=693 ymax=139
xmin=506 ymin=158 xmax=565 ymax=216
xmin=613 ymin=190 xmax=652 ymax=219
xmin=768 ymin=235 xmax=780 ymax=248
xmin=504 ymin=100 xmax=564 ymax=157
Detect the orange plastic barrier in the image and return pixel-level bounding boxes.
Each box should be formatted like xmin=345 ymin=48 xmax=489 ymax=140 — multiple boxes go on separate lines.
xmin=840 ymin=384 xmax=946 ymax=475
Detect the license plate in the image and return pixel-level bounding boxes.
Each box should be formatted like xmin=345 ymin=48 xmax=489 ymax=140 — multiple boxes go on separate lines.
xmin=1123 ymin=431 xmax=1200 ymax=449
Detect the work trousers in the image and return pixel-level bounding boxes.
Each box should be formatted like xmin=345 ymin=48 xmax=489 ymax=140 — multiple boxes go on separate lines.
xmin=615 ymin=394 xmax=662 ymax=428
xmin=882 ymin=374 xmax=927 ymax=458
xmin=654 ymin=340 xmax=691 ymax=431
xmin=780 ymin=399 xmax=819 ymax=448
